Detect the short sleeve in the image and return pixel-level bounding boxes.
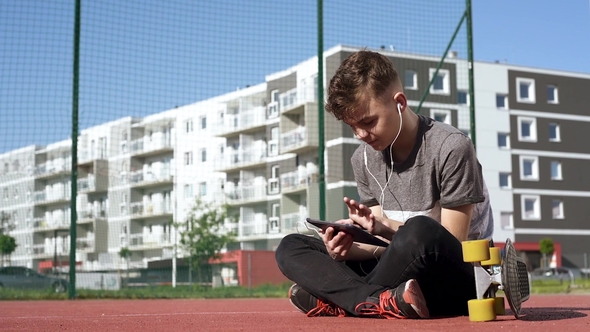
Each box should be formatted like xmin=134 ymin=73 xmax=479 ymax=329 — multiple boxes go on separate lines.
xmin=438 ymin=133 xmax=485 ymax=208
xmin=351 ymin=146 xmax=379 ymax=207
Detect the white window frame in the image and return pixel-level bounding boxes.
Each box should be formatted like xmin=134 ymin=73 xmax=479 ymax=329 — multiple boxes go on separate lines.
xmin=268 ymin=165 xmax=280 ymax=194
xmin=496 ymin=94 xmax=508 ymax=109
xmin=552 ymin=199 xmax=564 ymax=219
xmin=429 ymin=68 xmax=450 ymax=95
xmin=500 ymin=212 xmax=514 ymax=230
xmin=517 ymin=116 xmax=537 ymax=142
xmin=516 ymin=77 xmax=536 ymax=104
xmin=550 ymin=161 xmax=562 ymax=180
xmin=519 ymin=155 xmax=539 ymax=181
xmin=430 ymin=109 xmax=452 ymax=125
xmin=404 ymin=70 xmax=418 ymax=90
xmin=497 ymin=133 xmax=510 ymax=149
xmin=521 ymin=195 xmax=541 ymax=220
xmin=499 ymin=172 xmax=511 ymax=189
xmin=547 ymin=85 xmax=559 ymax=104
xmin=549 ymin=123 xmax=561 ymax=142
xmin=200 ymin=116 xmax=207 ymax=130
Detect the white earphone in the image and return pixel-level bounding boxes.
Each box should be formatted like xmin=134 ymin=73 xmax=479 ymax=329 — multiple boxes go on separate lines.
xmin=363 ymin=102 xmax=403 ymax=216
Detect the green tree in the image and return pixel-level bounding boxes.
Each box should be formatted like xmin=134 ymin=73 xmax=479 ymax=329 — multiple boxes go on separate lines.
xmin=0 ymin=234 xmax=17 ymax=266
xmin=118 ymin=247 xmax=132 ymax=287
xmin=539 ymin=238 xmax=555 ymax=267
xmin=175 ymin=198 xmax=236 ymax=286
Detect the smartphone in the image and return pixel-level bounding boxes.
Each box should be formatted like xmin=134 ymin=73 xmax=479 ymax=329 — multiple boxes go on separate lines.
xmin=305 ymin=218 xmax=389 ymax=247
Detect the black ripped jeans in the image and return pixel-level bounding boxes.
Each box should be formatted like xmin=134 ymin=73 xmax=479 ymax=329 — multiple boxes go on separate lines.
xmin=275 ymin=216 xmax=476 ymax=317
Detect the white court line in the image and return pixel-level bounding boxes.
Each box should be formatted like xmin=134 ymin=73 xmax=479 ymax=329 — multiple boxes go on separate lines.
xmin=0 ymin=310 xmax=297 ymax=320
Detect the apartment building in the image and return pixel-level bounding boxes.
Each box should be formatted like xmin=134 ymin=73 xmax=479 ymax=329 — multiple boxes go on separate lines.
xmin=475 ymin=62 xmax=590 ymax=269
xmin=2 ymin=45 xmax=589 ymax=273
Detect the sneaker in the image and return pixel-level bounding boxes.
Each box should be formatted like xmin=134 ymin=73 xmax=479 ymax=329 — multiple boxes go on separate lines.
xmin=288 ymin=284 xmax=347 ymax=317
xmin=355 ymin=279 xmax=430 ymax=319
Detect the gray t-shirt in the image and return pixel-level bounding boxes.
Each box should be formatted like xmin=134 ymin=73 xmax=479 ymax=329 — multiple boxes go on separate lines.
xmin=351 ymin=115 xmax=494 ymax=240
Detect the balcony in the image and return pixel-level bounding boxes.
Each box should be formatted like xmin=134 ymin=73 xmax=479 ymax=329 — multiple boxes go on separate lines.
xmin=217 ymin=106 xmax=267 ymax=137
xmin=281 ymin=126 xmax=308 ymax=153
xmin=130 ymin=134 xmax=173 ymax=158
xmin=280 ymin=168 xmax=319 ymax=193
xmin=122 ymin=228 xmax=173 ymax=249
xmin=282 ymin=212 xmax=305 ymax=234
xmin=32 ymin=216 xmax=71 ymax=232
xmin=220 ymin=147 xmax=267 ymax=171
xmin=279 ymin=88 xmax=299 ymax=112
xmin=128 ymin=169 xmax=173 ymax=189
xmin=34 ymin=159 xmax=72 ymax=179
xmin=77 ymin=208 xmax=107 ymax=222
xmin=129 ymin=201 xmax=173 ymax=220
xmin=240 ymin=219 xmax=270 ymax=237
xmin=34 ymin=189 xmax=71 ymax=206
xmin=226 ymin=184 xmax=267 ymax=204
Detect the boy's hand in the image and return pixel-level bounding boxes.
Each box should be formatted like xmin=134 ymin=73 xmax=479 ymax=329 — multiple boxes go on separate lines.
xmin=320 ymin=220 xmax=354 ymax=261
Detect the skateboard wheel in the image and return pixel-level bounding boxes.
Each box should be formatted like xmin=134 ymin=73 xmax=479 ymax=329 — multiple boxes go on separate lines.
xmin=494 ymin=297 xmax=505 ymax=315
xmin=481 ymin=247 xmax=502 ymax=266
xmin=462 ymin=239 xmax=490 ymax=263
xmin=468 ymin=298 xmax=496 ymax=322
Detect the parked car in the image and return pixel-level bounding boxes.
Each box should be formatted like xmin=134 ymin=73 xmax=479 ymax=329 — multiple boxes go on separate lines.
xmin=530 ymin=267 xmax=574 ymax=282
xmin=0 ymin=266 xmax=68 ymax=292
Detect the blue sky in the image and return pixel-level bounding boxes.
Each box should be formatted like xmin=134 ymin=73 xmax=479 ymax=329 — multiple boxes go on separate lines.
xmin=1 ymin=0 xmax=589 ymax=154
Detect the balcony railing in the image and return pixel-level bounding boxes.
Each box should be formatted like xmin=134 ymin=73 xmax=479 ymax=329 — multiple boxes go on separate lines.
xmin=77 ymin=208 xmax=107 ymax=220
xmin=34 ymin=188 xmax=71 ymax=204
xmin=78 ymin=177 xmax=96 ymax=192
xmin=280 ymin=169 xmax=319 ymax=191
xmin=279 ymin=88 xmax=298 ymax=111
xmin=226 ymin=184 xmax=267 ymax=203
xmin=34 ymin=158 xmax=72 ymax=177
xmin=128 ymin=169 xmax=173 ymax=186
xmin=240 ymin=219 xmax=269 ymax=237
xmin=282 ymin=212 xmax=304 ymax=233
xmin=223 ymin=147 xmax=267 ymax=169
xmin=281 ymin=126 xmax=307 ymax=151
xmin=33 ymin=216 xmax=71 ymax=230
xmin=130 ymin=135 xmax=172 ymax=155
xmin=126 ymin=232 xmax=172 ymax=248
xmin=220 ymin=106 xmax=266 ymax=134
xmin=129 ymin=201 xmax=173 ymax=218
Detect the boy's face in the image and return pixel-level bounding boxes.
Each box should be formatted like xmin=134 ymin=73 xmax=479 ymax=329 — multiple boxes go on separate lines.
xmin=345 ymin=88 xmax=402 ymax=151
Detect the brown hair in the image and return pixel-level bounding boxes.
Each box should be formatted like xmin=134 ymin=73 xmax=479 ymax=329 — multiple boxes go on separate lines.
xmin=326 ymin=50 xmax=400 ymax=121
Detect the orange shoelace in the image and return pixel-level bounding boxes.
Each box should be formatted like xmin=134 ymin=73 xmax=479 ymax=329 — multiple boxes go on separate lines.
xmin=307 ymin=300 xmax=347 ymax=317
xmin=354 ymin=291 xmax=406 ymax=319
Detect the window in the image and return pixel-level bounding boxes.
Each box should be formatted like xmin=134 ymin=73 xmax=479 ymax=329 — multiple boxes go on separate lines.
xmin=521 ymin=195 xmax=541 ymax=220
xmin=3 ymin=187 xmax=8 ymax=200
xmin=200 ymin=116 xmax=207 ymax=129
xmin=497 ymin=133 xmax=510 ymax=149
xmin=268 ymin=165 xmax=280 ymax=194
xmin=120 ymin=130 xmax=128 ymax=153
xmin=268 ymin=127 xmax=279 ymax=156
xmin=199 ymin=182 xmax=207 ymax=196
xmin=549 ymin=123 xmax=560 ymax=142
xmin=519 ymin=156 xmax=539 ymax=181
xmin=430 ymin=109 xmax=452 ymax=125
xmin=457 ymin=91 xmax=468 ymax=105
xmin=404 ymin=70 xmax=417 ymax=90
xmin=516 ymin=78 xmax=535 ymax=103
xmin=550 ymin=161 xmax=562 ymax=180
xmin=499 ymin=173 xmax=511 ymax=189
xmin=517 ymin=117 xmax=537 ymax=142
xmin=184 ymin=184 xmax=193 ymax=198
xmin=185 ymin=119 xmax=193 ymax=133
xmin=98 ymin=137 xmax=107 ymax=159
xmin=201 ymin=148 xmax=207 ymax=162
xmin=184 ymin=151 xmax=193 ymax=165
xmin=552 ymin=199 xmax=564 ymax=219
xmin=496 ymin=94 xmax=508 ymax=109
xmin=500 ymin=212 xmax=513 ymax=230
xmin=429 ymin=68 xmax=450 ymax=95
xmin=547 ymin=85 xmax=559 ymax=104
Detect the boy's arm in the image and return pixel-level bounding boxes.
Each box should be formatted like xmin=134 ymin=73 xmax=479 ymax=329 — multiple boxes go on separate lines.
xmin=441 ymin=204 xmax=473 ymax=242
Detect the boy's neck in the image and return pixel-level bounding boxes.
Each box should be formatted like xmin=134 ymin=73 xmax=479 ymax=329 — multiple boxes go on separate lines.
xmin=390 ymin=110 xmax=419 ymax=163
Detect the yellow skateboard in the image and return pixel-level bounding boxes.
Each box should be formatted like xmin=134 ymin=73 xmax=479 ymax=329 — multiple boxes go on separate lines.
xmin=461 ymin=238 xmax=530 ymax=322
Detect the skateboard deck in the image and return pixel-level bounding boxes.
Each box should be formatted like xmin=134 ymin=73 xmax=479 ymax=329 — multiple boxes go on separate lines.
xmin=502 ymin=238 xmax=530 ymax=318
